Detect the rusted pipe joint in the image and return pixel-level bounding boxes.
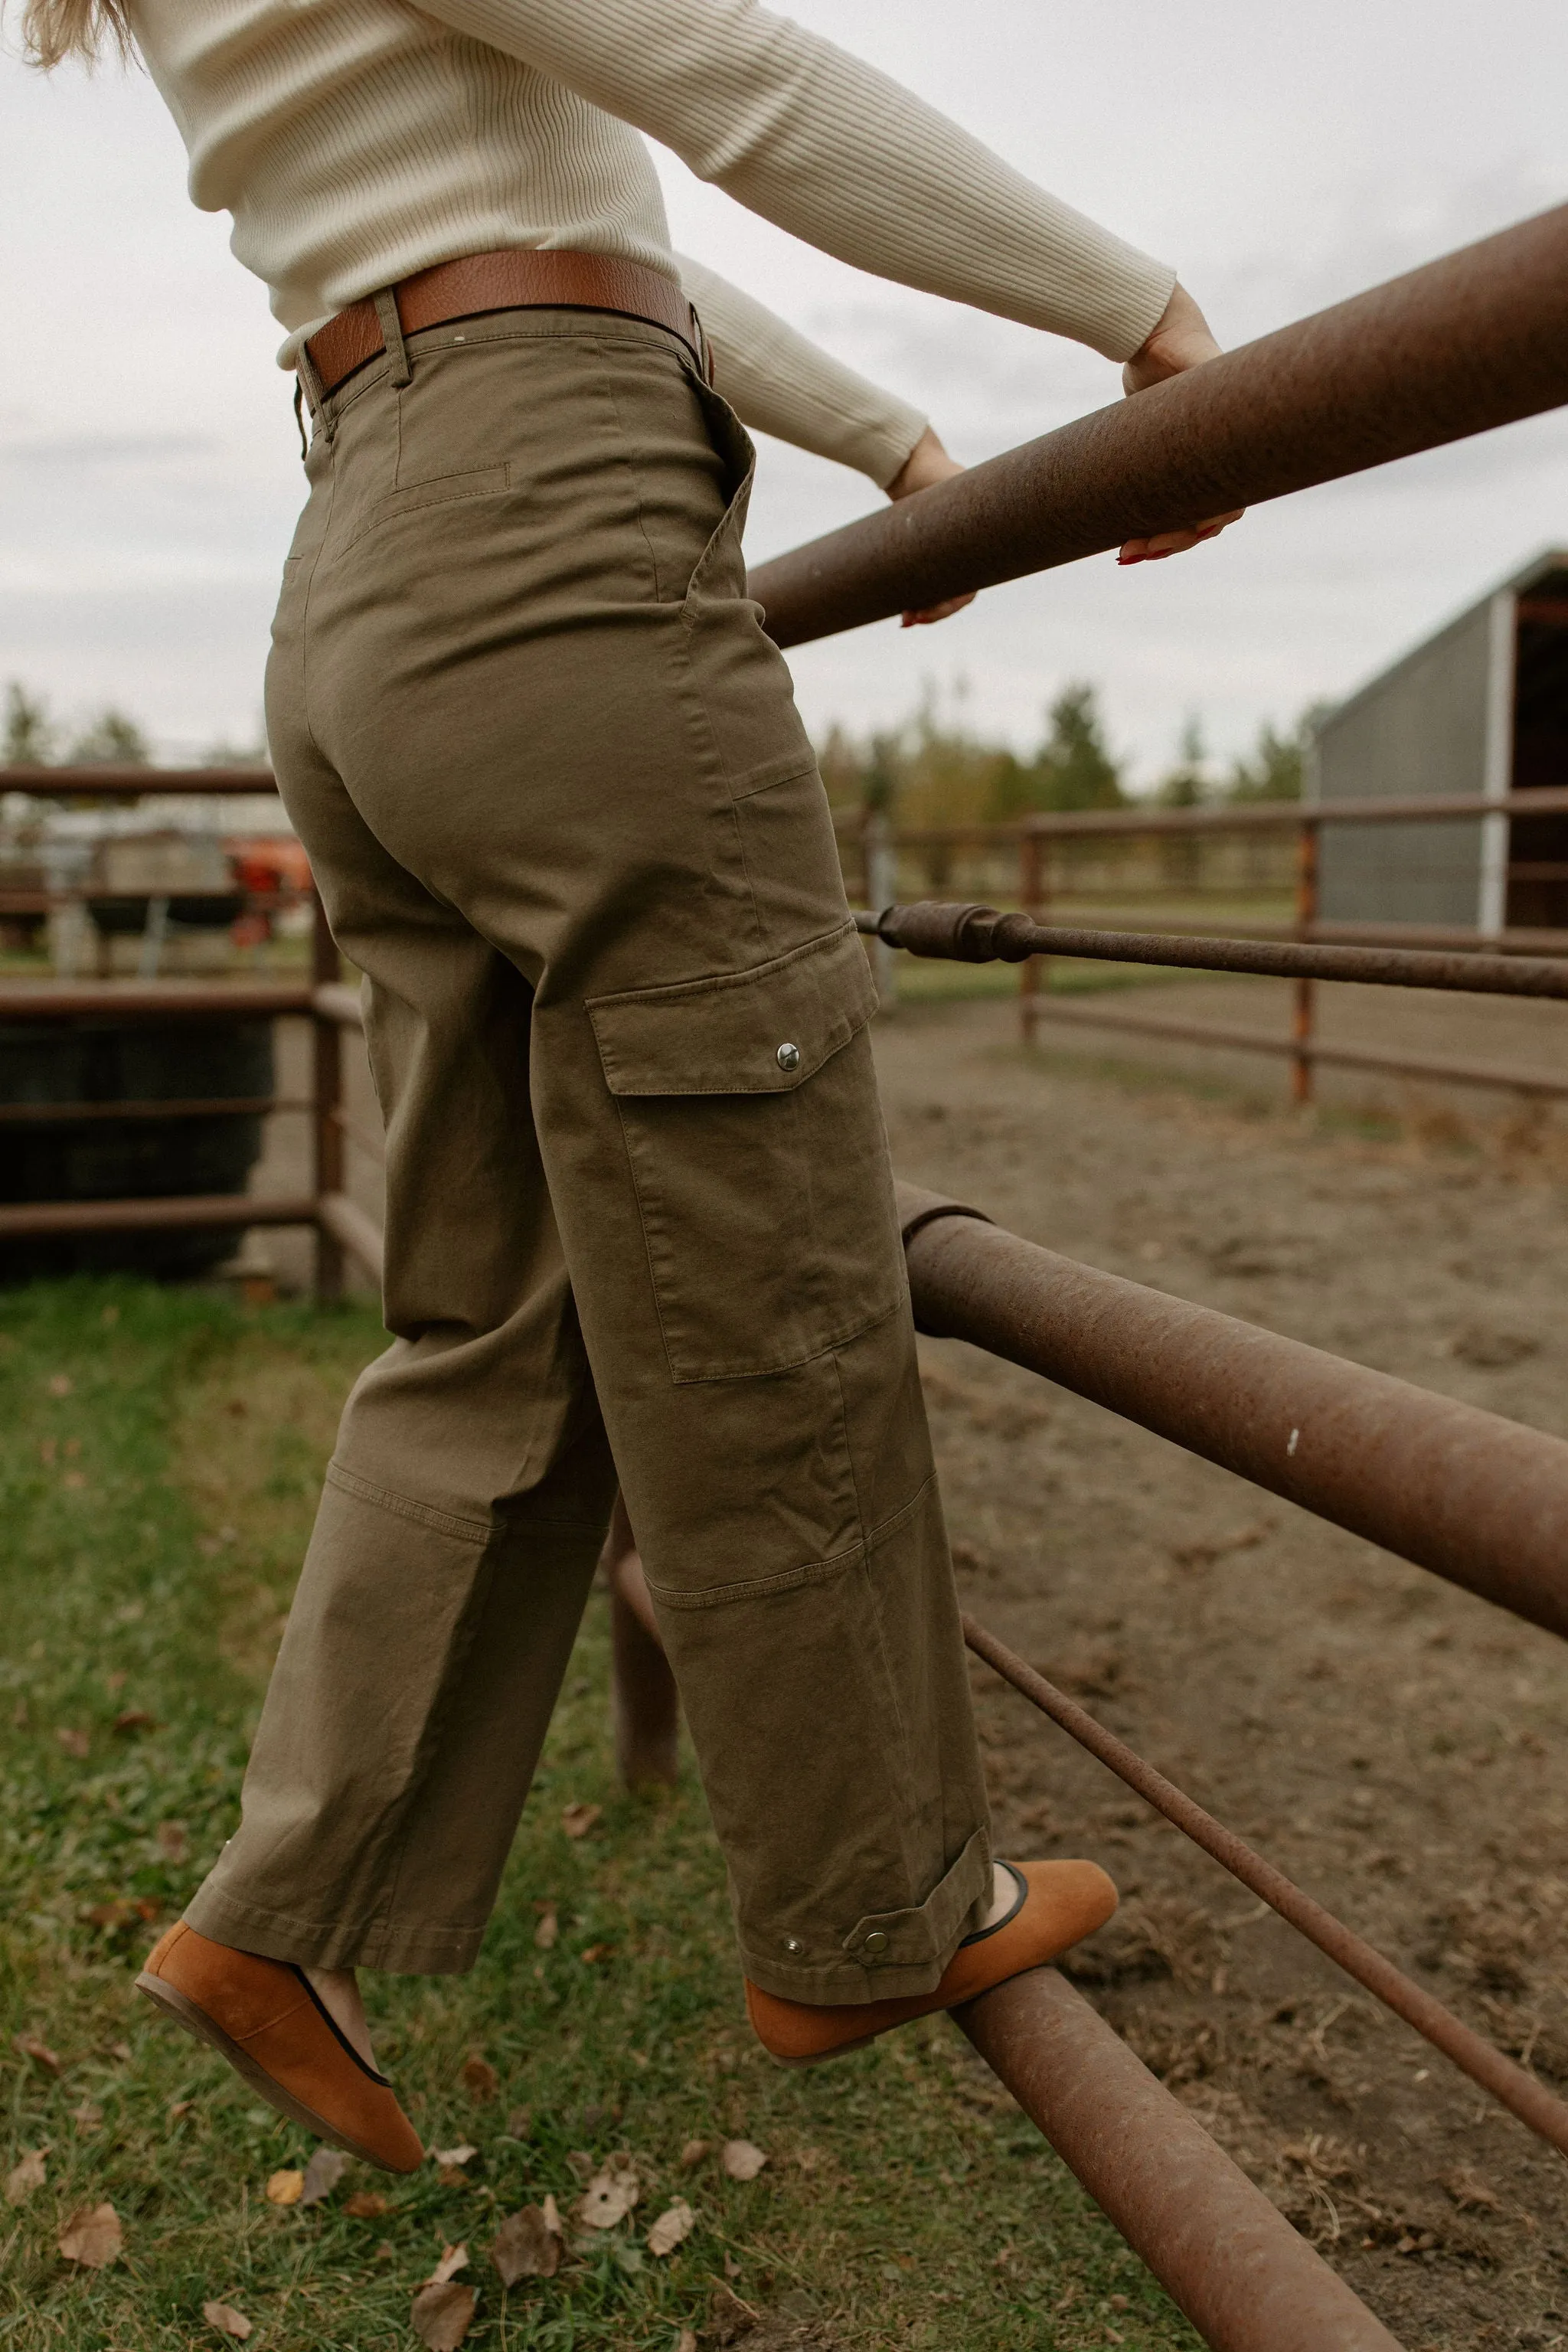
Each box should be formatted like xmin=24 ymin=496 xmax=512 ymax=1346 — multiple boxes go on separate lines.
xmin=875 ymin=901 xmax=1037 ymax=962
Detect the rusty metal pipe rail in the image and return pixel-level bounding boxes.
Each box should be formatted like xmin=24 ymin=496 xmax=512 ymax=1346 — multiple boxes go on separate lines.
xmin=1028 ymin=998 xmax=1568 ymax=1099
xmin=959 ymin=1970 xmax=1405 ymax=2352
xmin=1022 ymin=786 xmax=1568 ymax=839
xmin=748 ymin=204 xmax=1568 ymax=645
xmin=858 ymin=902 xmax=1568 ymax=998
xmin=0 ymin=1192 xmax=319 ymax=1240
xmin=962 ymin=1615 xmax=1568 ymax=2159
xmin=897 ymin=1183 xmax=1568 ymax=1642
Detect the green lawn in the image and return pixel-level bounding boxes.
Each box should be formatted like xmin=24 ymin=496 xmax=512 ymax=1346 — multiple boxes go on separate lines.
xmin=0 ymin=1278 xmax=1200 ymax=2351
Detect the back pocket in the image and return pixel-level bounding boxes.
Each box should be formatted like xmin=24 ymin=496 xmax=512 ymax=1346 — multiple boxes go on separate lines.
xmin=589 ymin=925 xmax=903 ymax=1382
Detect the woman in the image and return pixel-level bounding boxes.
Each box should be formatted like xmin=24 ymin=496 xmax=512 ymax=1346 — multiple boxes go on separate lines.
xmin=28 ymin=0 xmax=1236 ymax=2169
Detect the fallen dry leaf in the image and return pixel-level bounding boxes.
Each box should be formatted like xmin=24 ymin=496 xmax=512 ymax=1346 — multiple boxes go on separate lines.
xmin=411 ymin=2280 xmax=475 ymax=2350
xmin=461 ymin=2056 xmax=498 ymax=2102
xmin=534 ymin=1906 xmax=559 ymax=1950
xmin=113 ymin=1710 xmax=158 ymax=1737
xmin=723 ymin=2252 xmax=742 ymax=2278
xmin=61 ymin=1471 xmax=87 ymax=1491
xmin=579 ymin=1943 xmax=613 ymax=1965
xmin=55 ymin=1727 xmax=90 ymax=1759
xmin=299 ymin=2146 xmax=348 ymax=2206
xmin=1442 ymin=2165 xmax=1501 ymax=2212
xmin=155 ymin=1821 xmax=188 ymax=1864
xmin=14 ymin=2032 xmax=61 ymax=2074
xmin=169 ymin=2099 xmax=194 ymax=2122
xmin=676 ymin=2333 xmax=698 ymax=2352
xmin=71 ymin=2101 xmax=103 ymax=2132
xmin=430 ymin=2145 xmax=476 ymax=2169
xmin=58 ymin=2201 xmax=122 ymax=2268
xmin=265 ymin=2169 xmax=305 ymax=2207
xmin=437 ymin=2166 xmax=470 ymax=2188
xmin=5 ymin=2148 xmax=47 ymax=2204
xmin=47 ymin=1373 xmax=73 ymax=1396
xmin=560 ymin=1802 xmax=602 ymax=1839
xmin=720 ymin=2139 xmax=768 ymax=2182
xmin=202 ymin=2301 xmax=253 ymax=2340
xmin=577 ymin=2164 xmax=640 ymax=2230
xmin=646 ymin=2198 xmax=694 ymax=2257
xmin=678 ymin=2138 xmax=710 ymax=2170
xmin=542 ymin=2193 xmax=562 ymax=2236
xmin=491 ymin=2203 xmax=561 ymax=2283
xmin=345 ymin=2190 xmax=389 ymax=2219
xmin=428 ymin=2243 xmax=470 ymax=2285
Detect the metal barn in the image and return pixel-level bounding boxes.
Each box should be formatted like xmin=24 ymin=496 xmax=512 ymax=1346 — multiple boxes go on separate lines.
xmin=1310 ymin=549 xmax=1568 ymax=933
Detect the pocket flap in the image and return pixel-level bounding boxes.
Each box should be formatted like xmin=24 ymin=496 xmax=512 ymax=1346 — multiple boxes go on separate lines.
xmin=589 ymin=923 xmax=876 ymax=1098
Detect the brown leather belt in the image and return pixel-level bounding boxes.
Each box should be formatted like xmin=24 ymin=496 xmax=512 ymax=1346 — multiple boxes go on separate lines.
xmin=302 ymin=249 xmax=706 ymax=400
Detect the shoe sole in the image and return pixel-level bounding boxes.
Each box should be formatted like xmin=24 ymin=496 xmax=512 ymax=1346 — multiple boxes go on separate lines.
xmin=136 ymin=1971 xmax=419 ymax=2172
xmin=763 ymin=2030 xmax=880 ymax=2069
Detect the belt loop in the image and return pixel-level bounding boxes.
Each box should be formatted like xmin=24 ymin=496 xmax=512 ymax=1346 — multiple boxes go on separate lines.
xmin=296 ymin=339 xmax=336 ymax=445
xmin=374 ymin=286 xmax=413 ymax=388
xmin=690 ymin=302 xmax=715 ymax=387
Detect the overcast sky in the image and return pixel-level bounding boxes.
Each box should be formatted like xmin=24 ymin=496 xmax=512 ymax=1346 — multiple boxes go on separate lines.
xmin=3 ymin=0 xmax=1566 ymax=784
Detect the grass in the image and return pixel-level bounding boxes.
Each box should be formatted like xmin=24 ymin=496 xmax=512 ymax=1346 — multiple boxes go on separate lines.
xmin=0 ymin=1276 xmax=1203 ymax=2351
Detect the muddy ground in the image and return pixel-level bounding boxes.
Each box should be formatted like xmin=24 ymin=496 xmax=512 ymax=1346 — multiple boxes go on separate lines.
xmin=876 ymin=995 xmax=1568 ymax=2351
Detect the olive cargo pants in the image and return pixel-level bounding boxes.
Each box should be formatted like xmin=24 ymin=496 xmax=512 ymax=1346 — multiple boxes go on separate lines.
xmin=185 ymin=308 xmax=991 ymax=2004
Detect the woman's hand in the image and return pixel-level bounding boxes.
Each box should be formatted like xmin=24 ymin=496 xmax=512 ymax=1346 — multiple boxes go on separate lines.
xmin=884 ymin=427 xmax=975 ymax=626
xmin=1118 ymin=282 xmax=1243 ymax=564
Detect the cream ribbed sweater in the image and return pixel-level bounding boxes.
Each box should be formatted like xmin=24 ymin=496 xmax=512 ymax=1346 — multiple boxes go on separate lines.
xmin=127 ymin=0 xmax=1174 ymax=487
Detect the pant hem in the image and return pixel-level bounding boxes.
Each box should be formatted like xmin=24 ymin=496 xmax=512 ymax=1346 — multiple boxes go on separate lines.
xmin=736 ymin=1825 xmax=993 ymax=2005
xmin=182 ymin=1886 xmax=483 ymax=1977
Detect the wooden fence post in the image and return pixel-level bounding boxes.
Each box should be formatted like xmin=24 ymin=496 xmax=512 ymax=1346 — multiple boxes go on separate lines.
xmin=1291 ymin=818 xmax=1320 ymax=1106
xmin=862 ymin=807 xmax=899 ymax=1013
xmin=1018 ymin=828 xmax=1046 ymax=1044
xmin=311 ymin=890 xmax=345 ymax=1303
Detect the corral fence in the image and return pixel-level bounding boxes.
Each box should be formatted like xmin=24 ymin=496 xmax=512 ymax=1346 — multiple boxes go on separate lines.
xmin=837 ymin=789 xmax=1568 ymax=1106
xmin=3 ymin=201 xmax=1568 ymax=2350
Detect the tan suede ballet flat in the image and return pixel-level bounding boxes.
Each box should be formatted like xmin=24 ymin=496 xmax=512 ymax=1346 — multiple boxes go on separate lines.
xmin=138 ymin=1922 xmax=423 ymax=2173
xmin=745 ymin=1858 xmax=1117 ymax=2067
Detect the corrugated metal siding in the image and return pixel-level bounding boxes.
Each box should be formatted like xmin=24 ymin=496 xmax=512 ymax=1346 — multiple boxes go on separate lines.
xmin=1315 ymin=601 xmax=1492 ymax=926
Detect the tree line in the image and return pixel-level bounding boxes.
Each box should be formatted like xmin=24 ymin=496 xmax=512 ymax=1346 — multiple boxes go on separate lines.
xmin=819 ymin=683 xmax=1312 ymax=831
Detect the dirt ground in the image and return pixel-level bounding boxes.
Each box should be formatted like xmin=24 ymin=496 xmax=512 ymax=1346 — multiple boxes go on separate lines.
xmin=876 ymin=995 xmax=1568 ymax=2351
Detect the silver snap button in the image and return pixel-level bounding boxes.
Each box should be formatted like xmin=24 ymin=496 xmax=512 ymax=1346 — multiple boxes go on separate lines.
xmin=781 ymin=1934 xmax=805 ymax=1956
xmin=776 ymin=1041 xmax=801 ymax=1073
xmin=862 ymin=1929 xmax=889 ymax=1958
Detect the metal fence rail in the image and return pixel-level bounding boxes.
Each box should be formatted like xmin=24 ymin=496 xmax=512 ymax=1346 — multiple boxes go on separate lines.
xmin=747 ymin=204 xmax=1568 ymax=644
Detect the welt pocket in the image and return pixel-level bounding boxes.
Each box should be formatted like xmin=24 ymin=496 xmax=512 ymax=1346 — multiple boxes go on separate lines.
xmin=340 ymin=462 xmax=511 ymax=553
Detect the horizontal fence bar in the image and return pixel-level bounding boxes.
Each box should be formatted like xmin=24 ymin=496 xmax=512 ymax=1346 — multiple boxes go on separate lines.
xmin=1053 ymin=912 xmax=1568 ymax=959
xmin=748 ymin=204 xmax=1568 ymax=645
xmin=860 ymin=902 xmax=1568 ymax=998
xmin=963 ymin=1615 xmax=1568 ymax=2160
xmin=958 ymin=1969 xmax=1405 ymax=2352
xmin=1031 ymin=998 xmax=1568 ymax=1097
xmin=897 ymin=1183 xmax=1568 ymax=1641
xmin=0 ymin=1192 xmax=319 ymax=1240
xmin=0 ymin=982 xmax=314 ymax=1021
xmin=0 ymin=1096 xmax=305 ymax=1125
xmin=0 ymin=767 xmax=280 ymax=799
xmin=318 ymin=1190 xmax=384 ymax=1282
xmin=831 ymin=788 xmax=1568 ymax=844
xmin=1022 ymin=786 xmax=1568 ymax=841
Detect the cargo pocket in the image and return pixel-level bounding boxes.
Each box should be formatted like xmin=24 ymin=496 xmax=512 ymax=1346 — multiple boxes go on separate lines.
xmin=588 ymin=925 xmax=904 ymax=1383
